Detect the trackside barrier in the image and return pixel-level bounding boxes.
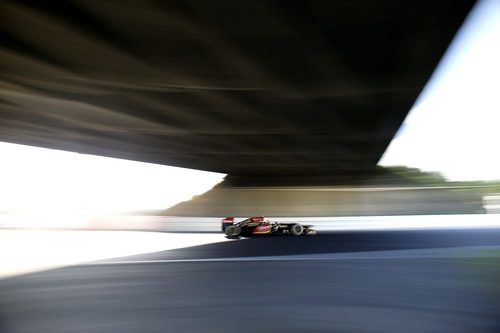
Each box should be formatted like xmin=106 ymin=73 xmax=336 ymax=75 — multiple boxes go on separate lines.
xmin=89 ymin=214 xmax=500 ymax=232
xmin=0 ymin=214 xmax=499 ymax=232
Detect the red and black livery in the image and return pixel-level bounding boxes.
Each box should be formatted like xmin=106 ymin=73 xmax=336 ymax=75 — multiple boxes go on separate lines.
xmin=222 ymin=216 xmax=315 ymax=238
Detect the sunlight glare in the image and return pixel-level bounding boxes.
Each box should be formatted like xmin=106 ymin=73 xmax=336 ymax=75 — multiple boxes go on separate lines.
xmin=0 ymin=142 xmax=225 ymax=217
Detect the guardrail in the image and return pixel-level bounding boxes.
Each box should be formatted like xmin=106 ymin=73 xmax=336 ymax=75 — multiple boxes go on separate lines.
xmin=1 ymin=214 xmax=499 ymax=232
xmin=92 ymin=214 xmax=500 ymax=232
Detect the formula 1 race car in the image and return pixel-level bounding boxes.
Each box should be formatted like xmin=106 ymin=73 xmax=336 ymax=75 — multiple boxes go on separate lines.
xmin=222 ymin=216 xmax=316 ymax=238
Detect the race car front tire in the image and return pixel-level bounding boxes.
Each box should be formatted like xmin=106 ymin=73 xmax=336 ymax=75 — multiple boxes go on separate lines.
xmin=289 ymin=224 xmax=304 ymax=236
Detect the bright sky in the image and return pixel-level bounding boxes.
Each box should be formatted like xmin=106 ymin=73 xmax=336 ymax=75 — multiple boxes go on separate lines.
xmin=379 ymin=0 xmax=500 ymax=181
xmin=0 ymin=142 xmax=224 ymax=214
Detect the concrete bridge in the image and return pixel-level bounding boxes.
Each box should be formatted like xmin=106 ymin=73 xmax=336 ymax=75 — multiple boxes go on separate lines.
xmin=0 ymin=0 xmax=476 ymax=179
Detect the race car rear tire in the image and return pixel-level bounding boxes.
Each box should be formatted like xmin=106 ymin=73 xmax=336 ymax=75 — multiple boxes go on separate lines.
xmin=225 ymin=225 xmax=241 ymax=237
xmin=290 ymin=224 xmax=304 ymax=236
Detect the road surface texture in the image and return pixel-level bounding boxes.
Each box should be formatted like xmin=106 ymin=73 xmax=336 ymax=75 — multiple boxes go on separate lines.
xmin=2 ymin=229 xmax=500 ymax=332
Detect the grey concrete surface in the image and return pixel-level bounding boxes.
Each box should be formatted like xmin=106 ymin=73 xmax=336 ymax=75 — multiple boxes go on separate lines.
xmin=1 ymin=230 xmax=500 ymax=332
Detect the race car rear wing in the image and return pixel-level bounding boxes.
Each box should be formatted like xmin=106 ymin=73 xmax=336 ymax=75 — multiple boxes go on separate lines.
xmin=222 ymin=217 xmax=234 ymax=232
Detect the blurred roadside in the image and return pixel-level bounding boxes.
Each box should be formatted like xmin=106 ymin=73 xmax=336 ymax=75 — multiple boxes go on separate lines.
xmin=0 ymin=230 xmax=228 ymax=279
xmin=1 ymin=167 xmax=499 ymax=231
xmin=166 ymin=167 xmax=498 ymax=217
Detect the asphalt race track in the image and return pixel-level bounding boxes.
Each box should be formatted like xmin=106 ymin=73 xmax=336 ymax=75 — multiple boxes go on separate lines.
xmin=2 ymin=229 xmax=500 ymax=333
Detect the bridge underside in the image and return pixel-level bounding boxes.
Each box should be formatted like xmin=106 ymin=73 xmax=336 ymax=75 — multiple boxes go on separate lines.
xmin=0 ymin=0 xmax=475 ymax=176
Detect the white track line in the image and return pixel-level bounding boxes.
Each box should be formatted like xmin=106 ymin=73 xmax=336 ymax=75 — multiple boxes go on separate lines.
xmin=82 ymin=245 xmax=500 ymax=266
